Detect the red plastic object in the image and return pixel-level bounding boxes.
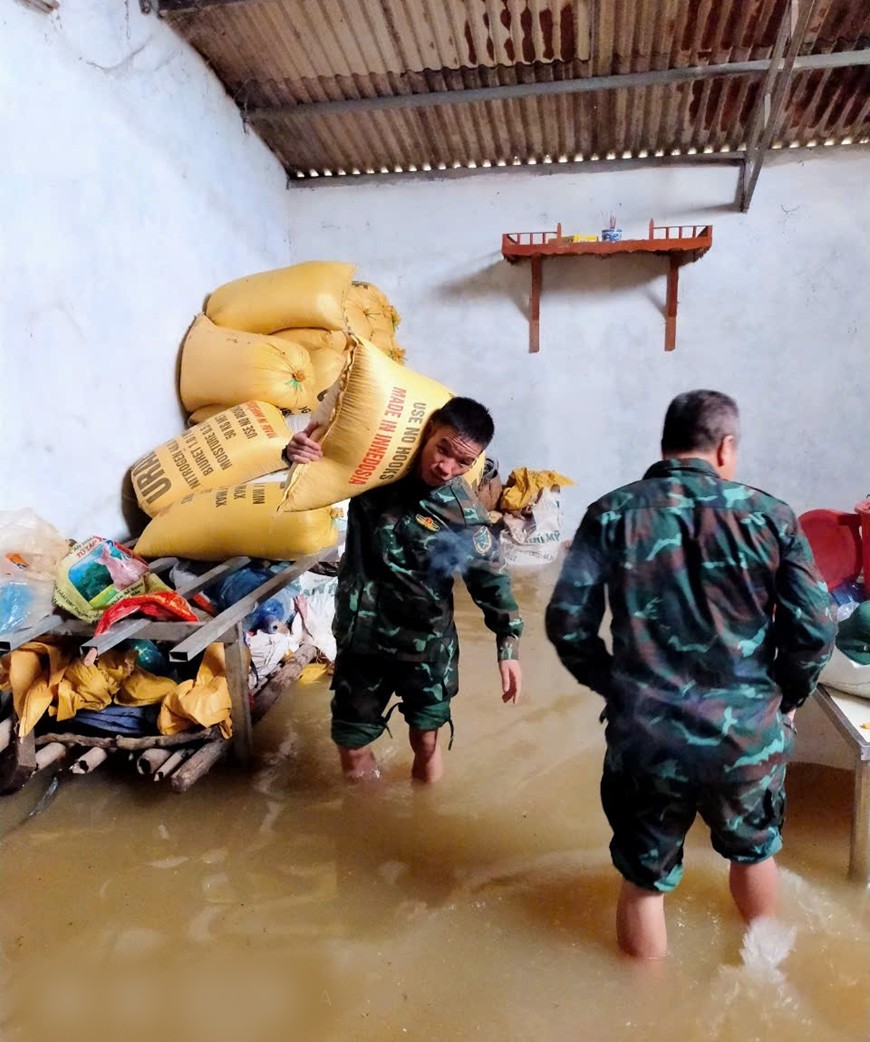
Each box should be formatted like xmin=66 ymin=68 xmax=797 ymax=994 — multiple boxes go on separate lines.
xmin=797 ymin=509 xmax=863 ymax=590
xmin=93 ymin=591 xmax=198 ymax=636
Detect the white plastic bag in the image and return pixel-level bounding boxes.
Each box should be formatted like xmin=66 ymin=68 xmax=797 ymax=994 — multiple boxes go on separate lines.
xmin=0 ymin=510 xmax=68 ymax=633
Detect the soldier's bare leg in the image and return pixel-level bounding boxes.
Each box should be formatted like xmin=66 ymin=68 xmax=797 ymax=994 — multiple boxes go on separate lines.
xmin=337 ymin=744 xmax=380 ymax=782
xmin=616 ymin=880 xmax=668 ymax=958
xmin=409 ymin=728 xmax=443 ymax=783
xmin=729 ymin=857 xmax=778 ymax=922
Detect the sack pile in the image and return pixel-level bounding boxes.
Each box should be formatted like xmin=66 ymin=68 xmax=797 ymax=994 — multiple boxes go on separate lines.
xmin=129 ymin=262 xmax=413 ymax=561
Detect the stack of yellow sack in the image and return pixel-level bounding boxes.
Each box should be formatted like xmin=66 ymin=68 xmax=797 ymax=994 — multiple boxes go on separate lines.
xmin=182 ymin=263 xmax=407 ymax=423
xmin=129 ymin=262 xmax=406 ymax=561
xmin=129 ymin=400 xmax=340 ymax=560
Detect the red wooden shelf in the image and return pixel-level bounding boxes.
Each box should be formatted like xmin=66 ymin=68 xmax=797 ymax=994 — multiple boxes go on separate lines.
xmin=502 ymin=219 xmax=713 ymax=352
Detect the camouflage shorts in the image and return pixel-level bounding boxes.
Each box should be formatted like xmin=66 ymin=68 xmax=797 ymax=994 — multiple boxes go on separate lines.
xmin=330 ymin=645 xmax=459 ymax=750
xmin=600 ymin=717 xmax=796 ymax=893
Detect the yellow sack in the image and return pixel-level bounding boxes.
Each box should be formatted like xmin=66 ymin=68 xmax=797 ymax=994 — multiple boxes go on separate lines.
xmin=273 ymin=328 xmax=348 ymax=353
xmin=281 ymin=338 xmax=483 ymax=512
xmin=206 ymin=261 xmax=355 ymax=334
xmin=180 ymin=314 xmax=315 ymax=413
xmin=135 ymin=482 xmax=338 ymax=562
xmin=310 ymin=345 xmax=351 ymax=403
xmin=131 ymin=401 xmax=289 ymax=517
xmin=343 ymin=298 xmax=372 ymax=340
xmin=351 ymin=282 xmax=401 ymax=329
xmin=158 ymin=644 xmax=232 ymax=738
xmin=499 ymin=468 xmax=576 ymax=513
xmin=187 ymin=404 xmax=224 ymax=426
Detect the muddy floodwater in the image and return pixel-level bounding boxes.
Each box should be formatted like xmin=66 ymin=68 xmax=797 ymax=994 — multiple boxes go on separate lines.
xmin=2 ymin=566 xmax=869 ymax=1042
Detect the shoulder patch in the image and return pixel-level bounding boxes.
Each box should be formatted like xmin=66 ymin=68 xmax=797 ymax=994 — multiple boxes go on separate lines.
xmin=416 ymin=514 xmax=441 ymax=533
xmin=472 ymin=526 xmax=493 ymax=555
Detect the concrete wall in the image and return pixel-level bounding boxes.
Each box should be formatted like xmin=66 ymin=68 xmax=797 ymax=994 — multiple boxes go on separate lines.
xmin=288 ymin=149 xmax=870 ymax=533
xmin=0 ymin=1 xmax=291 ymax=538
xmin=2 ymin=0 xmax=867 ymax=545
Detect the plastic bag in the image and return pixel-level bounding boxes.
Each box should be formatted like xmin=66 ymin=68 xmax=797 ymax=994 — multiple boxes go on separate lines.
xmin=0 ymin=509 xmax=68 ymax=633
xmin=501 ymin=488 xmax=564 ymax=567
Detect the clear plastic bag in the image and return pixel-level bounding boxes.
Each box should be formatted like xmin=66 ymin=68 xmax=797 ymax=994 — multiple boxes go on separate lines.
xmin=0 ymin=509 xmax=68 ymax=633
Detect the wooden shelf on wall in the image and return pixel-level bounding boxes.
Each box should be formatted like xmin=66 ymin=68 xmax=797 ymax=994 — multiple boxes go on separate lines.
xmin=502 ymin=219 xmax=713 ymax=353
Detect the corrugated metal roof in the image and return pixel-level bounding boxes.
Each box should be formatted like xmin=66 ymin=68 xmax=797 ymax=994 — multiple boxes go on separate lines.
xmin=159 ymin=0 xmax=870 ymax=177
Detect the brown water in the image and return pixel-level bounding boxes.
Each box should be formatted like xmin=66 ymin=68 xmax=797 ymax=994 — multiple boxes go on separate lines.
xmin=2 ymin=567 xmax=869 ymax=1042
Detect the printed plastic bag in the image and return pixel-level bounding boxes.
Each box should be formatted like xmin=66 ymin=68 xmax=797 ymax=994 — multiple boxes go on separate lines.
xmin=501 ymin=488 xmax=563 ymax=567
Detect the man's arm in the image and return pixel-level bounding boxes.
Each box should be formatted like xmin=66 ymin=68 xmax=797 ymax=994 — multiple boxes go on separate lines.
xmin=773 ymin=521 xmax=837 ymax=713
xmin=462 ymin=526 xmax=523 ymax=662
xmin=545 ymin=508 xmax=612 ymax=697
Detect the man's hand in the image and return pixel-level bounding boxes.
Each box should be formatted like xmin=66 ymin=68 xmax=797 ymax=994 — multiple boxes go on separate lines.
xmin=283 ymin=422 xmax=323 ymax=465
xmin=500 ymin=660 xmax=522 ymax=704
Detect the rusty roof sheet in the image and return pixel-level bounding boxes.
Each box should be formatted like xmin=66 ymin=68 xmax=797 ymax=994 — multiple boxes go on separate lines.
xmin=161 ymin=0 xmax=870 ymax=176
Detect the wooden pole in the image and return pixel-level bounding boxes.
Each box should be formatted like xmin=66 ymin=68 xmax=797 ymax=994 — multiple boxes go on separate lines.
xmin=529 ymin=255 xmax=542 ymax=354
xmin=665 ymin=255 xmax=680 ymax=351
xmin=252 ymin=643 xmax=318 ymax=723
xmin=225 ymin=623 xmax=253 ymax=765
xmin=170 ymin=739 xmax=231 ymax=793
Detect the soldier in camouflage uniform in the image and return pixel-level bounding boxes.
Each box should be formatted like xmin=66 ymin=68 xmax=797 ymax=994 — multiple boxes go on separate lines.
xmin=285 ymin=398 xmax=522 ymax=784
xmin=546 ymin=390 xmax=835 ymax=958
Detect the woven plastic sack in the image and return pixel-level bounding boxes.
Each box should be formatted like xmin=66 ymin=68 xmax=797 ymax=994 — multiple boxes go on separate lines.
xmin=131 ymin=401 xmax=289 ymax=517
xmin=281 ymin=337 xmax=483 ymax=512
xmin=206 ymin=261 xmax=355 ymax=334
xmin=180 ymin=314 xmax=315 ymax=413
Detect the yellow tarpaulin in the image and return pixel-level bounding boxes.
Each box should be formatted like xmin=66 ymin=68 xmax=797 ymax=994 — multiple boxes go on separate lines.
xmin=499 ymin=468 xmax=575 ymax=513
xmin=0 ymin=642 xmax=232 ymax=738
xmin=158 ymin=644 xmax=233 ymax=739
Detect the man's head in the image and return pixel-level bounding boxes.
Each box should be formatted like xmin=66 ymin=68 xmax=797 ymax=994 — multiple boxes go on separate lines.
xmin=416 ymin=397 xmax=493 ymax=488
xmin=661 ymin=390 xmax=740 ymax=480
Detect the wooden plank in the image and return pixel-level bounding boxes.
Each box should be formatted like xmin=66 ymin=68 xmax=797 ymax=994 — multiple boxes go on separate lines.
xmin=849 ymin=759 xmax=870 ymax=884
xmin=167 ymin=550 xmax=335 ymax=662
xmin=529 ymin=255 xmax=542 ymax=354
xmin=224 ymin=623 xmax=252 ymax=765
xmin=665 ymin=255 xmax=680 ymax=352
xmin=0 ymin=725 xmax=36 ymax=795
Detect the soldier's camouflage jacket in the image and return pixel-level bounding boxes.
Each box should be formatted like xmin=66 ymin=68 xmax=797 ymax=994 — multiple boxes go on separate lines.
xmin=546 ymin=458 xmax=836 ymax=770
xmin=335 ymin=474 xmax=522 ymax=663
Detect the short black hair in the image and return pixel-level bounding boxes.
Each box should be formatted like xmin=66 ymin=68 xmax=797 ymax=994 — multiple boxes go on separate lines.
xmin=431 ymin=397 xmax=494 ymax=449
xmin=661 ymin=390 xmax=739 ymax=455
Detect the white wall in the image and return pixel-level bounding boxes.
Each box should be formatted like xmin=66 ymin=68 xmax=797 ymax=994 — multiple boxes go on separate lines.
xmin=2 ymin=2 xmax=866 ymax=543
xmin=287 ymin=150 xmax=870 ymax=532
xmin=0 ymin=1 xmax=292 ymax=538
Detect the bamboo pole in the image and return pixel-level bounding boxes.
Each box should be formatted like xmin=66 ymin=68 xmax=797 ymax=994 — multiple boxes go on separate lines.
xmin=153 ymin=747 xmax=193 ymax=782
xmin=35 ymin=742 xmax=67 ymax=770
xmin=137 ymin=748 xmax=172 ymax=776
xmin=69 ymin=748 xmax=109 ymax=775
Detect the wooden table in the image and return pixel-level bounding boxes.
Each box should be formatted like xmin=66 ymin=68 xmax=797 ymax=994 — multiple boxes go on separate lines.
xmin=814 ymin=684 xmax=870 ymax=883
